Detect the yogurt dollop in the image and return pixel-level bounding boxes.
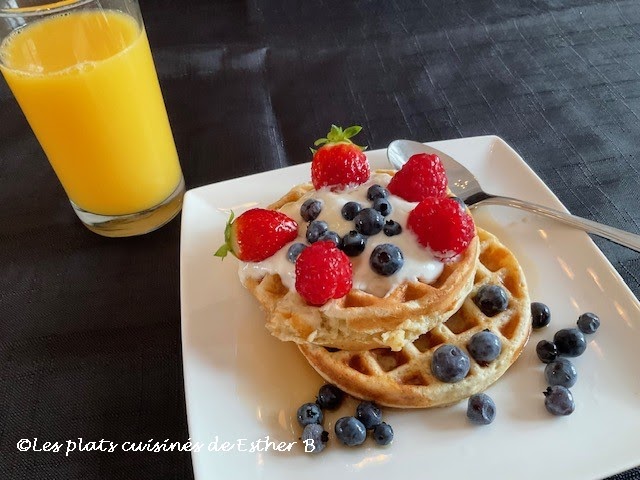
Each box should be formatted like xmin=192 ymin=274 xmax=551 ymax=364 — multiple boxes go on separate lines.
xmin=239 ymin=173 xmax=444 ymax=298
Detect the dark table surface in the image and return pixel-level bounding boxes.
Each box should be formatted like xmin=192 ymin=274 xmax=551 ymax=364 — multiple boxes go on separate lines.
xmin=1 ymin=0 xmax=639 ymax=478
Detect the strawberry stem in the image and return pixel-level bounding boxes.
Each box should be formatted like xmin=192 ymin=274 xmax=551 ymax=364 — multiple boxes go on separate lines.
xmin=214 ymin=211 xmax=235 ymax=259
xmin=313 ymin=124 xmax=367 ymax=150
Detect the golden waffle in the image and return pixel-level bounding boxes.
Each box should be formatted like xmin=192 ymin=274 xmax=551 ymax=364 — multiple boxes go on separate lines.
xmin=297 ymin=228 xmax=531 ymax=408
xmin=241 ymin=178 xmax=480 ymax=352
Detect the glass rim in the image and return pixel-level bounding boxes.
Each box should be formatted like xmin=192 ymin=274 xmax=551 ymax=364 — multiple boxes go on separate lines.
xmin=0 ymin=0 xmax=96 ymax=18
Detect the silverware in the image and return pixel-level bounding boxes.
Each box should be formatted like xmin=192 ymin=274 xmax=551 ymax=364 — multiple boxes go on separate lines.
xmin=387 ymin=139 xmax=640 ymax=252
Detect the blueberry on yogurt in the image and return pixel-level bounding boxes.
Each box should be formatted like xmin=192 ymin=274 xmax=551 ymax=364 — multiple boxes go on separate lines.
xmin=369 ymin=244 xmax=404 ymax=276
xmin=354 ymin=208 xmax=384 ymax=236
xmin=286 ymin=243 xmax=307 ymax=263
xmin=300 ymin=198 xmax=323 ymax=222
xmin=306 ymin=220 xmax=329 ymax=244
xmin=341 ymin=201 xmax=362 ymax=221
xmin=341 ymin=231 xmax=367 ymax=257
xmin=383 ymin=220 xmax=402 ymax=236
xmin=367 ymin=184 xmax=389 ymax=200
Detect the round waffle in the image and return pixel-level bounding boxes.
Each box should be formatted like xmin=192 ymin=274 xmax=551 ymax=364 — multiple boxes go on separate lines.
xmin=241 ymin=178 xmax=480 ymax=352
xmin=297 ymin=228 xmax=531 ymax=408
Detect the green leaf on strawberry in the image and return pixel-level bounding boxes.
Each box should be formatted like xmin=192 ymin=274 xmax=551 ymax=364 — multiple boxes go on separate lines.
xmin=313 ymin=124 xmax=367 ymax=150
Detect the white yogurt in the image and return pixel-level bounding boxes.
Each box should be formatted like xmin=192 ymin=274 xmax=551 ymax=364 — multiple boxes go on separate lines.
xmin=238 ymin=173 xmax=444 ymax=298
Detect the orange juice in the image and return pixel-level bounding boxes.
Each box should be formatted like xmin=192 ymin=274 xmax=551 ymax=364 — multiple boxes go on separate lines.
xmin=0 ymin=10 xmax=181 ymax=215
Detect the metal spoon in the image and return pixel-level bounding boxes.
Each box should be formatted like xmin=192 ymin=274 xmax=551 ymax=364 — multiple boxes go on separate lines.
xmin=387 ymin=139 xmax=640 ymax=252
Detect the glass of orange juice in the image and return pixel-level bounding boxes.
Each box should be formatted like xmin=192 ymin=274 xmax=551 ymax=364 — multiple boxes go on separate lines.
xmin=0 ymin=0 xmax=184 ymax=237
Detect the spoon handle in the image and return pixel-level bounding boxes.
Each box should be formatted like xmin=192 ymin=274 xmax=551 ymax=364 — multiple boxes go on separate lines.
xmin=474 ymin=195 xmax=640 ymax=252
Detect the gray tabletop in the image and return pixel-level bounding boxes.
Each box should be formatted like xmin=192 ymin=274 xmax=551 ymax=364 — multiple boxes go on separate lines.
xmin=0 ymin=0 xmax=638 ymax=478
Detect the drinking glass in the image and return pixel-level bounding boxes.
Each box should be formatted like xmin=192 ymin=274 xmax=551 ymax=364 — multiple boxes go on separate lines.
xmin=0 ymin=0 xmax=185 ymax=237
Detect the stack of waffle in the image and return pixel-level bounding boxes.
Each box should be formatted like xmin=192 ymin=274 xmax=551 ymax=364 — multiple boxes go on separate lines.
xmin=242 ymin=185 xmax=532 ymax=408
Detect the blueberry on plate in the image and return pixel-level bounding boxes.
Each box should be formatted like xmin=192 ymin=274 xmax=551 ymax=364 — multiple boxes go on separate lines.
xmin=370 ymin=244 xmax=404 ymax=276
xmin=296 ymin=402 xmax=323 ymax=427
xmin=341 ymin=231 xmax=367 ymax=257
xmin=355 ymin=401 xmax=382 ymax=429
xmin=536 ymin=340 xmax=558 ymax=364
xmin=467 ymin=330 xmax=502 ymax=364
xmin=474 ymin=285 xmax=509 ymax=317
xmin=431 ymin=344 xmax=470 ymax=383
xmin=316 ymin=384 xmax=345 ymax=410
xmin=300 ymin=198 xmax=323 ymax=222
xmin=354 ymin=208 xmax=384 ymax=236
xmin=577 ymin=312 xmax=600 ymax=334
xmin=466 ymin=393 xmax=496 ymax=425
xmin=373 ymin=422 xmax=394 ymax=445
xmin=334 ymin=416 xmax=366 ymax=446
xmin=531 ymin=302 xmax=551 ymax=329
xmin=553 ymin=328 xmax=587 ymax=357
xmin=301 ymin=423 xmax=328 ymax=454
xmin=544 ymin=358 xmax=578 ymax=388
xmin=543 ymin=385 xmax=575 ymax=416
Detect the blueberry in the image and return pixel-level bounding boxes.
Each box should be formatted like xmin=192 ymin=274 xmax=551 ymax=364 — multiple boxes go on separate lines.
xmin=543 ymin=385 xmax=575 ymax=416
xmin=383 ymin=220 xmax=402 ymax=236
xmin=373 ymin=422 xmax=394 ymax=445
xmin=341 ymin=231 xmax=367 ymax=257
xmin=466 ymin=393 xmax=496 ymax=425
xmin=545 ymin=358 xmax=578 ymax=388
xmin=355 ymin=401 xmax=382 ymax=429
xmin=531 ymin=302 xmax=551 ymax=329
xmin=318 ymin=230 xmax=341 ymax=247
xmin=370 ymin=244 xmax=404 ymax=276
xmin=367 ymin=184 xmax=389 ymax=201
xmin=316 ymin=384 xmax=345 ymax=410
xmin=474 ymin=285 xmax=509 ymax=317
xmin=577 ymin=312 xmax=600 ymax=334
xmin=301 ymin=423 xmax=328 ymax=454
xmin=296 ymin=402 xmax=323 ymax=427
xmin=536 ymin=340 xmax=558 ymax=364
xmin=372 ymin=198 xmax=392 ymax=217
xmin=467 ymin=330 xmax=502 ymax=364
xmin=334 ymin=416 xmax=367 ymax=446
xmin=306 ymin=220 xmax=329 ymax=244
xmin=287 ymin=243 xmax=307 ymax=263
xmin=431 ymin=344 xmax=470 ymax=383
xmin=300 ymin=199 xmax=323 ymax=222
xmin=553 ymin=328 xmax=587 ymax=357
xmin=354 ymin=208 xmax=384 ymax=236
xmin=341 ymin=201 xmax=362 ymax=221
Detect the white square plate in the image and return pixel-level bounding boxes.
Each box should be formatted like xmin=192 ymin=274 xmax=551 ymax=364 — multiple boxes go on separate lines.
xmin=180 ymin=136 xmax=640 ymax=480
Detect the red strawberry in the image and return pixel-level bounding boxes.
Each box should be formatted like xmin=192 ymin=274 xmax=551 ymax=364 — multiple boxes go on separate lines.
xmin=407 ymin=197 xmax=475 ymax=260
xmin=215 ymin=208 xmax=298 ymax=262
xmin=311 ymin=124 xmax=370 ymax=190
xmin=388 ymin=153 xmax=448 ymax=202
xmin=295 ymin=241 xmax=353 ymax=306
